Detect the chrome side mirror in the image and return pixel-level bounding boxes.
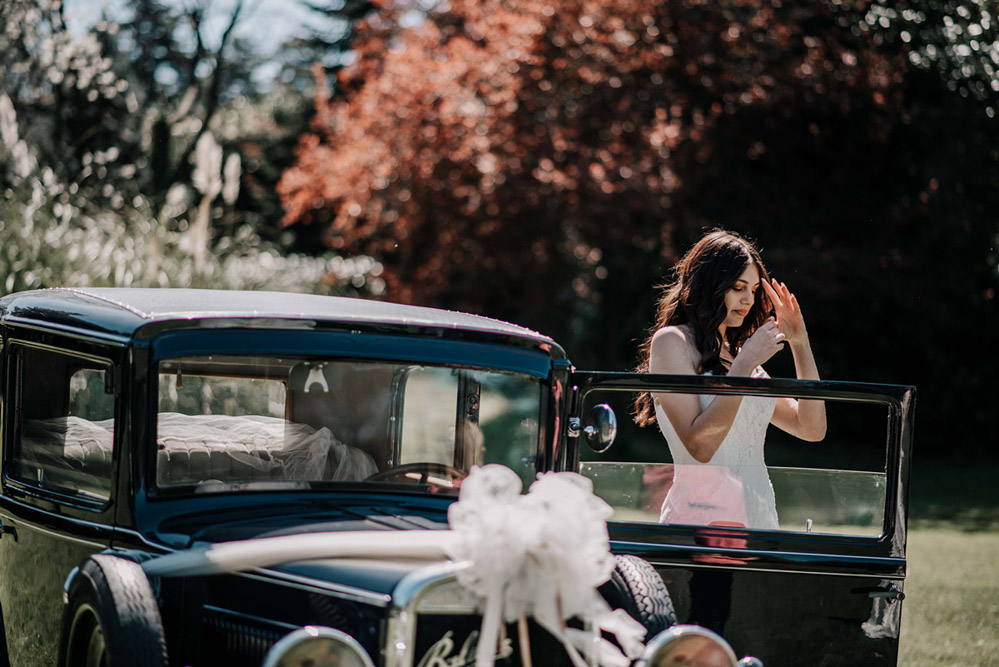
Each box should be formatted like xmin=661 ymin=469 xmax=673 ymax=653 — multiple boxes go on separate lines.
xmin=635 ymin=625 xmax=763 ymax=667
xmin=583 ymin=403 xmax=617 ymax=452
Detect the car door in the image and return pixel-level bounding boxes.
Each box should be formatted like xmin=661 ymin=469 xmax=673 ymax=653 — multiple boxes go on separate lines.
xmin=0 ymin=336 xmax=123 ymax=666
xmin=566 ymin=372 xmax=914 ymax=667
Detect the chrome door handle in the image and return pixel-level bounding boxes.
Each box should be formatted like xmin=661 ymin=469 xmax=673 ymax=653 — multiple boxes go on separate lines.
xmin=852 ymin=584 xmax=904 ymax=601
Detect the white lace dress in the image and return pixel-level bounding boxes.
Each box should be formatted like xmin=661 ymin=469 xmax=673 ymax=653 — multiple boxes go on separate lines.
xmin=654 ymin=370 xmax=779 ymax=530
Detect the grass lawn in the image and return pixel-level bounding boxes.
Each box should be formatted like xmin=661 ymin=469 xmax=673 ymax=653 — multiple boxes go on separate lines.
xmin=900 ymin=528 xmax=999 ymax=666
xmin=899 ymin=463 xmax=999 ymax=666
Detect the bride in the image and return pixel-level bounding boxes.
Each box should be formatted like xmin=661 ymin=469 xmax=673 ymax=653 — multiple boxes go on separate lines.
xmin=633 ymin=230 xmax=826 ymax=530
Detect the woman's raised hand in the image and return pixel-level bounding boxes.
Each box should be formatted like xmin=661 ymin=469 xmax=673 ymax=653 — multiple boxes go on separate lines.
xmin=762 ymin=278 xmax=808 ymax=345
xmin=733 ymin=318 xmax=785 ymax=372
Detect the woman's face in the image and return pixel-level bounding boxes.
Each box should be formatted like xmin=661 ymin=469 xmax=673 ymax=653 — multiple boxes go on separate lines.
xmin=720 ymin=263 xmax=760 ymax=331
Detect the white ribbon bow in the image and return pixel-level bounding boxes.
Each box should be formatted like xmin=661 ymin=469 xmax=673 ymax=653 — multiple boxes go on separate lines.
xmin=445 ymin=465 xmax=646 ymax=667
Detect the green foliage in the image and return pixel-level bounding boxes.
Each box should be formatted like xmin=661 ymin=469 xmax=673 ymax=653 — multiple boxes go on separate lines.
xmin=0 ymin=162 xmax=382 ymax=294
xmin=0 ymin=0 xmax=382 ymax=297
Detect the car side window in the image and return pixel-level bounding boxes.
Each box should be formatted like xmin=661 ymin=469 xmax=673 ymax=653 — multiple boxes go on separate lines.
xmin=580 ymin=388 xmax=889 ymax=537
xmin=9 ymin=345 xmax=115 ymax=501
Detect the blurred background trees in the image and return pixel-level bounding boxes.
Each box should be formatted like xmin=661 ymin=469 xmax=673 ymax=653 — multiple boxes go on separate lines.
xmin=0 ymin=0 xmax=382 ymax=294
xmin=2 ymin=0 xmax=997 ymax=458
xmin=280 ymin=0 xmax=999 ymax=459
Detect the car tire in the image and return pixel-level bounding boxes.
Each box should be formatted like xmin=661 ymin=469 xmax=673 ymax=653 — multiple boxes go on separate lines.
xmin=58 ymin=554 xmax=168 ymax=667
xmin=599 ymin=554 xmax=676 ymax=640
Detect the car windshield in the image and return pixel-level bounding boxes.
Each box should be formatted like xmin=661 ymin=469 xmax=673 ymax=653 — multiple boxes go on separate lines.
xmin=153 ymin=355 xmax=542 ymax=495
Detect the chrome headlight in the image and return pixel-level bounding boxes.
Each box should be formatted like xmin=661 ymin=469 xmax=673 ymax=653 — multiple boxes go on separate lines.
xmin=636 ymin=625 xmax=763 ymax=667
xmin=263 ymin=626 xmax=375 ymax=667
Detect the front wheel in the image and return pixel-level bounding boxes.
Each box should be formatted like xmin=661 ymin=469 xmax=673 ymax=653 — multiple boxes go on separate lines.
xmin=599 ymin=554 xmax=676 ymax=640
xmin=59 ymin=554 xmax=168 ymax=667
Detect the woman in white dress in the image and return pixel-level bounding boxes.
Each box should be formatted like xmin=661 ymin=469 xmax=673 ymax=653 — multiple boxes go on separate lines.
xmin=633 ymin=230 xmax=826 ymax=530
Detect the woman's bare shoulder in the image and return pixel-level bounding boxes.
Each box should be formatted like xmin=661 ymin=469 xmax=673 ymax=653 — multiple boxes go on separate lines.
xmin=652 ymin=324 xmax=695 ymax=346
xmin=650 ymin=325 xmax=698 ymax=371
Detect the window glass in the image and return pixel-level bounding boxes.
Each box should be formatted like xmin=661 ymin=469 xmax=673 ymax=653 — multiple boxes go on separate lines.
xmin=478 ymin=371 xmax=541 ymax=488
xmin=12 ymin=346 xmax=115 ymax=500
xmin=399 ymin=367 xmax=459 ymax=466
xmin=69 ymin=369 xmax=115 ymax=421
xmin=399 ymin=368 xmax=541 ymax=490
xmin=158 ymin=372 xmax=286 ymax=418
xmin=580 ymin=388 xmax=887 ymax=537
xmin=155 ymin=356 xmax=542 ymax=494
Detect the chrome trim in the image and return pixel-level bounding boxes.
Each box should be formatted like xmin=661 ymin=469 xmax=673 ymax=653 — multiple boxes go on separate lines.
xmin=202 ymin=604 xmax=300 ymax=632
xmin=105 ymin=527 xmax=168 ymax=549
xmin=385 ymin=561 xmax=473 ymax=667
xmin=612 ymin=540 xmax=907 ymax=577
xmin=2 ymin=322 xmax=131 ymax=346
xmin=263 ymin=626 xmax=375 ymax=667
xmin=636 ymin=625 xmax=741 ymax=667
xmin=236 ymin=569 xmax=393 ymax=607
xmin=4 ymin=338 xmax=121 ymax=363
xmin=645 ymin=558 xmax=906 ymax=580
xmin=1 ymin=477 xmax=112 ymax=512
xmin=392 ymin=561 xmax=471 ymax=610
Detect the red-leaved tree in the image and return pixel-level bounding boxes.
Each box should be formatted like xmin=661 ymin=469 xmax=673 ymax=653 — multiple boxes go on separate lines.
xmin=279 ymin=0 xmax=904 ymax=357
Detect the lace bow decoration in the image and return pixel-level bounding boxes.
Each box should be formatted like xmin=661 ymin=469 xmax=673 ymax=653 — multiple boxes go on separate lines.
xmin=445 ymin=465 xmax=646 ymax=667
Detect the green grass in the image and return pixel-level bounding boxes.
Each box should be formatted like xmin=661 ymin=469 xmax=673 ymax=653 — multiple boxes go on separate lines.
xmin=899 ymin=462 xmax=999 ymax=666
xmin=900 ymin=528 xmax=999 ymax=666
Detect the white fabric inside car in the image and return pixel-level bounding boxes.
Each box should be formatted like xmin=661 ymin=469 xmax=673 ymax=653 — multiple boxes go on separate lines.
xmin=155 ymin=412 xmax=377 ymax=485
xmin=21 ymin=413 xmax=377 ymax=489
xmin=20 ymin=416 xmax=115 ymax=497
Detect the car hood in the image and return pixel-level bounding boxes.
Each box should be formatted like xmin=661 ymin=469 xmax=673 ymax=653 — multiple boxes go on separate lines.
xmin=268 ymin=553 xmax=455 ymax=598
xmin=151 ymin=494 xmax=451 ymax=545
xmin=146 ymin=499 xmax=456 ymax=596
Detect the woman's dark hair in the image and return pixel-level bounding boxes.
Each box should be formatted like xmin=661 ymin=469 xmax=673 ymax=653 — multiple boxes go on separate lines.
xmin=633 ymin=230 xmax=772 ymax=427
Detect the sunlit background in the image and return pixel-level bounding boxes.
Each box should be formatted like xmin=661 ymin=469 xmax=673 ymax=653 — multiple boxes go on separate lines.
xmin=2 ymin=0 xmax=998 ymax=662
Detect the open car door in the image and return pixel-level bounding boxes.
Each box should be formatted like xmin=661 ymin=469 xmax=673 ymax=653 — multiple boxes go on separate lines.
xmin=566 ymin=372 xmax=915 ymax=667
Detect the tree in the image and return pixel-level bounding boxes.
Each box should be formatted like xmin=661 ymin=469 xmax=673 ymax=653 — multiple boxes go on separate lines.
xmin=0 ymin=0 xmax=382 ymax=296
xmin=281 ymin=0 xmax=999 ymax=455
xmin=279 ymin=0 xmax=902 ymax=353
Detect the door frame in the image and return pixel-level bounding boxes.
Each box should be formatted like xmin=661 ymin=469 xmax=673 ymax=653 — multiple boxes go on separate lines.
xmin=565 ymin=372 xmax=915 ymax=567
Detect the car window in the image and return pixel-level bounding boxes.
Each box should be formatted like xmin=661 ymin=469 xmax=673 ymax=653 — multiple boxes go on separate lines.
xmin=154 ymin=356 xmax=542 ymax=493
xmin=10 ymin=346 xmax=115 ymax=501
xmin=579 ymin=388 xmax=888 ymax=537
xmin=158 ymin=372 xmax=287 ymax=418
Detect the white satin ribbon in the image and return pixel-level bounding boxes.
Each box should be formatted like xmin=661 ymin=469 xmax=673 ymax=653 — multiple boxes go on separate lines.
xmin=444 ymin=465 xmax=646 ymax=667
xmin=142 ymin=529 xmax=453 ymax=577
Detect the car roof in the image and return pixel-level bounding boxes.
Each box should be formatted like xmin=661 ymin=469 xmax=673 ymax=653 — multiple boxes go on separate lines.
xmin=0 ymin=288 xmax=561 ymax=353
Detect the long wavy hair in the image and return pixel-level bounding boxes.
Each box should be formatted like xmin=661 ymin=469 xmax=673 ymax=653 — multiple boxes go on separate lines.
xmin=633 ymin=230 xmax=772 ymax=427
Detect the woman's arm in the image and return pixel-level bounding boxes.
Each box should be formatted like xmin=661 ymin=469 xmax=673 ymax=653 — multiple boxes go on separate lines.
xmin=763 ymin=279 xmax=827 ymax=441
xmin=652 ymin=323 xmax=785 ymax=462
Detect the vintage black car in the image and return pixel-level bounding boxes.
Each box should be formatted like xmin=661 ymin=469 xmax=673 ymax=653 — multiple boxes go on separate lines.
xmin=0 ymin=288 xmax=914 ymax=666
